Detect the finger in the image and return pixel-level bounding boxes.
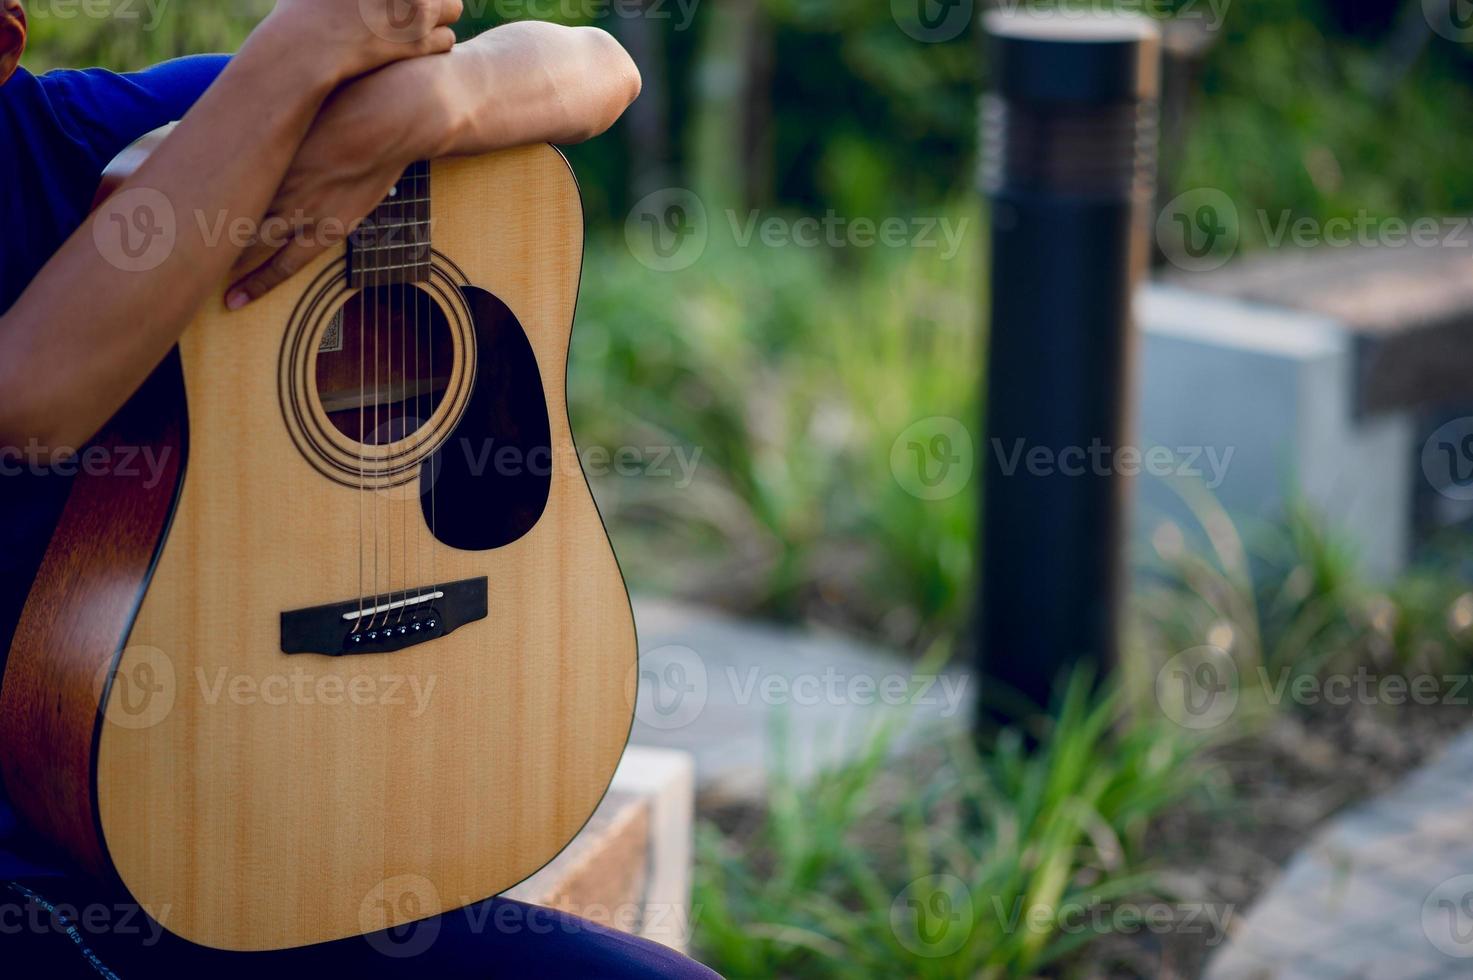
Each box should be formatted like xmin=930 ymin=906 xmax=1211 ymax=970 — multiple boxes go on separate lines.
xmin=436 ymin=0 xmax=463 ymax=27
xmin=230 ymin=238 xmax=280 ymax=281
xmin=229 ymin=211 xmax=308 ymax=279
xmin=226 ymin=240 xmax=329 ymax=310
xmin=418 ymin=24 xmax=456 ymax=56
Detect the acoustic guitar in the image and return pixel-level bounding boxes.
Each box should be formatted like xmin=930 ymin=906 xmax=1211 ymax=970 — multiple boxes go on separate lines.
xmin=0 ymin=129 xmax=638 ymax=951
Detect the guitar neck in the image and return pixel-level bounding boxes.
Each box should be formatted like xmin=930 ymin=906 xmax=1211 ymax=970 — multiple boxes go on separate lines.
xmin=347 ymin=160 xmax=432 ymax=288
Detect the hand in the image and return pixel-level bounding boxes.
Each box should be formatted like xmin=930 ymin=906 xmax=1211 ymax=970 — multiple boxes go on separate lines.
xmin=225 ymin=60 xmax=447 ymax=307
xmin=264 ymin=0 xmax=463 ymax=84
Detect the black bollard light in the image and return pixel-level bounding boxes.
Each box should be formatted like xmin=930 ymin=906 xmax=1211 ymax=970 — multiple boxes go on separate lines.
xmin=978 ymin=11 xmax=1160 ymax=725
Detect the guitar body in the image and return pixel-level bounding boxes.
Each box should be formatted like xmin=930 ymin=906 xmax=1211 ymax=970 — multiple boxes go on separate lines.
xmin=0 ymin=143 xmax=637 ymax=951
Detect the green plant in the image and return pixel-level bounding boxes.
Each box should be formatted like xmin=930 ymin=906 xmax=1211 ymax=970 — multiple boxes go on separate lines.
xmin=1136 ymin=485 xmax=1473 ymax=709
xmin=1181 ymin=5 xmax=1473 ymax=244
xmin=692 ymin=670 xmax=1211 ymax=979
xmin=569 ymin=223 xmax=979 ymax=650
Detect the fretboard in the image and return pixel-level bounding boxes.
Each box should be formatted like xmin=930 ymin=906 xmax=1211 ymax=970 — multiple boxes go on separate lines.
xmin=348 ymin=161 xmax=431 ymax=287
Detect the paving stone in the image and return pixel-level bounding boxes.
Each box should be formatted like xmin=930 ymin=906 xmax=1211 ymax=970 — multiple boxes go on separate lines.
xmin=626 ymin=597 xmax=974 ymax=799
xmin=1206 ymin=728 xmax=1473 ymax=979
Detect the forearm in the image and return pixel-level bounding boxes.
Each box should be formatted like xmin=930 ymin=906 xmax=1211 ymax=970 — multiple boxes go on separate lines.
xmin=0 ymin=26 xmax=334 ymax=457
xmin=0 ymin=0 xmax=461 ymax=457
xmin=353 ymin=21 xmax=642 ymax=162
xmin=223 ymin=21 xmax=640 ymax=305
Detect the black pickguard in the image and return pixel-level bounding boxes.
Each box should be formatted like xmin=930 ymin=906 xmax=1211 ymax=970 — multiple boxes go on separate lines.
xmin=421 ymin=285 xmax=553 ymax=550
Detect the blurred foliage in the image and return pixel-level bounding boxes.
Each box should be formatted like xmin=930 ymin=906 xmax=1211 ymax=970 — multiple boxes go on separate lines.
xmin=570 ymin=227 xmax=978 ymax=651
xmin=693 ymin=669 xmax=1214 ymax=978
xmin=1180 ymin=0 xmax=1473 ymax=244
xmin=22 ymin=0 xmax=268 ymax=71
xmin=1136 ymin=487 xmax=1473 ymax=711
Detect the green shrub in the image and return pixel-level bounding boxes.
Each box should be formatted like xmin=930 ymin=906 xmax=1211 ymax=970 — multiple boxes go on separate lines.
xmin=570 ymin=222 xmax=979 ymax=650
xmin=692 ymin=670 xmax=1212 ymax=979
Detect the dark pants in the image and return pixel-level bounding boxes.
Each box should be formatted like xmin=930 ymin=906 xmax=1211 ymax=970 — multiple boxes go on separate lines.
xmin=1 ymin=875 xmax=720 ymax=978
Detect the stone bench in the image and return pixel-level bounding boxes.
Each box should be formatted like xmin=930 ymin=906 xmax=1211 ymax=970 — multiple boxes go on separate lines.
xmin=1139 ymin=235 xmax=1473 ymax=576
xmin=1164 ymin=239 xmax=1473 ymax=416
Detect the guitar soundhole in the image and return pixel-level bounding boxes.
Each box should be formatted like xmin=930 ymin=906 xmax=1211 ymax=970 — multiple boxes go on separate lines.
xmin=314 ymin=284 xmax=455 ymax=446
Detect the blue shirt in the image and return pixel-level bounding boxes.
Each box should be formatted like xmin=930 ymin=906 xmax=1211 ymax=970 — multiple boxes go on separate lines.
xmin=0 ymin=54 xmax=229 ymax=876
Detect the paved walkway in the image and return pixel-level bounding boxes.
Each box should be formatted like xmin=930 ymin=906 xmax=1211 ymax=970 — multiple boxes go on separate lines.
xmin=627 ymin=597 xmax=973 ymax=800
xmin=1208 ymin=727 xmax=1473 ymax=979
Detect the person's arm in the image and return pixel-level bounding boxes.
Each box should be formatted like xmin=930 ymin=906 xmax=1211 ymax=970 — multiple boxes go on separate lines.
xmin=0 ymin=0 xmax=462 ymax=461
xmin=227 ymin=20 xmax=642 ymax=305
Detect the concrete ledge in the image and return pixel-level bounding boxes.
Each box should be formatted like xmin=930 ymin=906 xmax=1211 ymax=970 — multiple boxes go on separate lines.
xmin=1137 ymin=284 xmax=1414 ymax=577
xmin=1163 ymin=239 xmax=1473 ymax=415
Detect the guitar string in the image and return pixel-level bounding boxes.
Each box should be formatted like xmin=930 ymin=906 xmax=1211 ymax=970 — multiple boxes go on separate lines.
xmin=354 ymin=212 xmax=366 ymax=634
xmin=387 ymin=179 xmax=397 ymax=628
xmin=398 ymin=166 xmax=412 ymax=627
xmin=427 ymin=160 xmax=438 ymax=604
xmin=414 ymin=163 xmax=425 ymax=620
xmin=372 ymin=194 xmax=383 ymax=632
xmin=391 ymin=176 xmax=403 ymax=627
xmin=410 ymin=161 xmax=421 ymax=621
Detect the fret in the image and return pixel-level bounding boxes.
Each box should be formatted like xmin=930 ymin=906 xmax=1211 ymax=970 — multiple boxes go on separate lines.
xmin=350 ymin=258 xmax=433 ymax=274
xmin=348 ymin=161 xmax=432 ymax=288
xmin=361 ymin=219 xmax=432 ymax=228
xmin=354 ymin=242 xmax=432 ymax=255
xmin=359 ymin=203 xmax=430 ymax=219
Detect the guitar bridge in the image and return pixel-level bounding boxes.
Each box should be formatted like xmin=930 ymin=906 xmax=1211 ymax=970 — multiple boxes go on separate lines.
xmin=280 ymin=576 xmax=487 ymax=656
